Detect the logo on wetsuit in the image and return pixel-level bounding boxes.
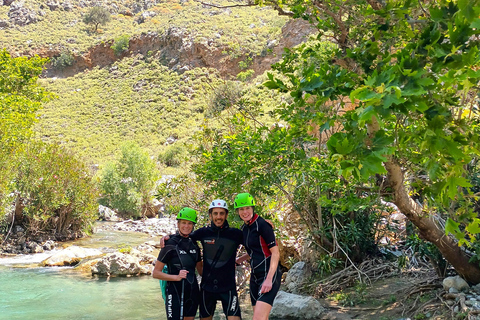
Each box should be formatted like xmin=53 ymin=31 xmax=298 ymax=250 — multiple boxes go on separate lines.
xmin=178 ymin=249 xmax=196 ymax=254
xmin=205 ymin=239 xmax=215 ymax=245
xmin=231 ymin=295 xmax=237 ymax=311
xmin=167 ymin=294 xmax=173 ymax=318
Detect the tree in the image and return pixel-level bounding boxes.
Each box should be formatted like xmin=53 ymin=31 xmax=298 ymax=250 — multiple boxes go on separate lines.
xmin=15 ymin=141 xmax=99 ymax=239
xmin=196 ymin=0 xmax=480 ymax=283
xmin=0 ymin=50 xmax=51 ymax=221
xmin=82 ymin=6 xmax=111 ymax=32
xmin=99 ymin=141 xmax=159 ymax=218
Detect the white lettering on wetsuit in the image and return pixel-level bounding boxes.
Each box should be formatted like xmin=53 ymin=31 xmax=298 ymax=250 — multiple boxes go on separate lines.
xmin=167 ymin=294 xmax=173 ymax=318
xmin=231 ymin=295 xmax=237 ymax=311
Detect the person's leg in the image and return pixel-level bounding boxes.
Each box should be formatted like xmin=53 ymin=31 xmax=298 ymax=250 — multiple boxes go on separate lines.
xmin=199 ymin=290 xmax=217 ymax=320
xmin=218 ymin=289 xmax=242 ymax=320
xmin=251 ymin=269 xmax=281 ymax=320
xmin=252 ymin=301 xmax=272 ymax=320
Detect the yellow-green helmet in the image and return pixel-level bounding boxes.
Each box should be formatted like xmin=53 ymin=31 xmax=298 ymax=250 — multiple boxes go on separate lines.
xmin=177 ymin=207 xmax=197 ymax=224
xmin=234 ymin=193 xmax=255 ymax=209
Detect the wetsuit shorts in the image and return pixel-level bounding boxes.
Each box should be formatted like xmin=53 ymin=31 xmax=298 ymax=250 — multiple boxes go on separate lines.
xmin=165 ymin=285 xmax=199 ymax=320
xmin=199 ymin=289 xmax=241 ymax=318
xmin=250 ymin=269 xmax=282 ymax=307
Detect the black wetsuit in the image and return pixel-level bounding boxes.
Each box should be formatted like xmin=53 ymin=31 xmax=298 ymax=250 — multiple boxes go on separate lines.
xmin=157 ymin=234 xmax=201 ymax=320
xmin=241 ymin=214 xmax=281 ymax=306
xmin=190 ymin=221 xmax=243 ymax=318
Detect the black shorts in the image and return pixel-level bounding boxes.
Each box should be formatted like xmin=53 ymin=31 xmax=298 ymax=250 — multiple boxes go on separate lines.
xmin=250 ymin=269 xmax=281 ymax=306
xmin=199 ymin=289 xmax=242 ymax=318
xmin=165 ymin=284 xmax=199 ymax=320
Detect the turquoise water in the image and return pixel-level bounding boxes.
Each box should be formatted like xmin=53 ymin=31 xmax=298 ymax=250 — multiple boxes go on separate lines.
xmin=0 ymin=224 xmax=252 ymax=319
xmin=0 ymin=265 xmax=164 ymax=320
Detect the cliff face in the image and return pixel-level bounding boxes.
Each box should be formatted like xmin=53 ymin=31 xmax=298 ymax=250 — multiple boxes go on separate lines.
xmin=28 ymin=18 xmax=316 ymax=78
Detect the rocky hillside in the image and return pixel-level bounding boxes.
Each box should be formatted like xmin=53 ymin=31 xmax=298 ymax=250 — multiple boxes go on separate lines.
xmin=0 ymin=0 xmax=316 ymax=166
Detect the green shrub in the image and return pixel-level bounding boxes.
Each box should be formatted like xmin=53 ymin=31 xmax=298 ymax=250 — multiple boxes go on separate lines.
xmin=208 ymin=81 xmax=244 ymax=117
xmin=158 ymin=144 xmax=187 ymax=167
xmin=98 ymin=141 xmax=158 ymax=218
xmin=237 ymin=69 xmax=255 ymax=82
xmin=51 ymin=51 xmax=74 ymax=69
xmin=111 ymin=35 xmax=130 ymax=56
xmin=14 ymin=141 xmax=99 ymax=239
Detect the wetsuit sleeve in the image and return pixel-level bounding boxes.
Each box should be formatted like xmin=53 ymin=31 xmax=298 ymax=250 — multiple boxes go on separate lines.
xmin=195 ymin=243 xmax=202 ymax=263
xmin=235 ymin=229 xmax=244 ymax=246
xmin=157 ymin=245 xmax=174 ymax=263
xmin=259 ymin=220 xmax=277 ymax=249
xmin=190 ymin=228 xmax=201 ymax=242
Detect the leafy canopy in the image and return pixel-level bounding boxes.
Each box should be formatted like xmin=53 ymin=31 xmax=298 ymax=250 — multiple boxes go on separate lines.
xmin=83 ymin=6 xmax=111 ymax=32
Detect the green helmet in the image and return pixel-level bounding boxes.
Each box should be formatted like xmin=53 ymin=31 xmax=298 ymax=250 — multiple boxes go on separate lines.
xmin=177 ymin=207 xmax=197 ymax=224
xmin=234 ymin=193 xmax=255 ymax=209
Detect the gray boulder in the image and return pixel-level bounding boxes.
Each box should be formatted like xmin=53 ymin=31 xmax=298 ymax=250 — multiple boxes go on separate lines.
xmin=8 ymin=2 xmax=42 ymax=26
xmin=443 ymin=275 xmax=470 ymax=292
xmin=270 ymin=291 xmax=326 ymax=320
xmin=284 ymin=261 xmax=310 ymax=293
xmin=98 ymin=205 xmax=121 ymax=222
xmin=42 ymin=246 xmax=103 ymax=266
xmin=91 ymin=252 xmax=151 ymax=276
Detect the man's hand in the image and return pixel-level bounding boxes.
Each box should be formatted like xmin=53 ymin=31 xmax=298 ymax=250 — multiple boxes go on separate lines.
xmin=159 ymin=235 xmax=170 ymax=248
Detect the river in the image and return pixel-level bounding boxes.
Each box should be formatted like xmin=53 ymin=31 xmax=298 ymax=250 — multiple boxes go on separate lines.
xmin=0 ymin=223 xmax=251 ymax=319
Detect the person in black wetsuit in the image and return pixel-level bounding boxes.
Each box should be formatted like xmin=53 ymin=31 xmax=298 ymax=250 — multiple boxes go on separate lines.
xmin=152 ymin=207 xmax=202 ymax=320
xmin=234 ymin=193 xmax=281 ymax=320
xmin=161 ymin=199 xmax=243 ymax=320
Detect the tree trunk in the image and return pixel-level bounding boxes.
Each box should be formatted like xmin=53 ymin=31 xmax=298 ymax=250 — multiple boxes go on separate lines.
xmin=14 ymin=193 xmax=24 ymax=225
xmin=385 ymin=160 xmax=480 ymax=284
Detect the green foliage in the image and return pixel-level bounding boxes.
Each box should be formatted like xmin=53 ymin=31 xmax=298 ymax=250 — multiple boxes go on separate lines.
xmin=119 ymin=245 xmax=132 ymax=253
xmin=237 ymin=69 xmax=255 ymax=82
xmin=99 ymin=141 xmax=159 ymax=218
xmin=208 ymin=81 xmax=244 ymax=117
xmin=0 ymin=49 xmax=52 ymax=220
xmin=14 ymin=141 xmax=99 ymax=238
xmin=157 ymin=144 xmax=187 ymax=167
xmin=316 ymin=254 xmax=342 ymax=278
xmin=0 ymin=49 xmax=51 ymax=151
xmin=257 ymin=0 xmax=480 ymax=273
xmin=329 ymin=282 xmax=368 ymax=307
xmin=83 ymin=6 xmax=111 ymax=32
xmin=51 ymin=51 xmax=75 ymax=70
xmin=111 ymin=35 xmax=130 ymax=56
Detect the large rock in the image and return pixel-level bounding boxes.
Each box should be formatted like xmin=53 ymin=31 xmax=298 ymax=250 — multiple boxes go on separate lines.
xmin=42 ymin=246 xmax=103 ymax=266
xmin=284 ymin=261 xmax=310 ymax=293
xmin=98 ymin=205 xmax=121 ymax=222
xmin=91 ymin=252 xmax=152 ymax=276
xmin=443 ymin=275 xmax=470 ymax=292
xmin=270 ymin=291 xmax=326 ymax=320
xmin=8 ymin=2 xmax=43 ymax=26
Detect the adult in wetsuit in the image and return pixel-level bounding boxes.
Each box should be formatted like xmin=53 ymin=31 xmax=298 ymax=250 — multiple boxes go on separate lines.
xmin=152 ymin=207 xmax=202 ymax=320
xmin=234 ymin=193 xmax=281 ymax=320
xmin=192 ymin=199 xmax=243 ymax=320
xmin=160 ymin=199 xmax=243 ymax=320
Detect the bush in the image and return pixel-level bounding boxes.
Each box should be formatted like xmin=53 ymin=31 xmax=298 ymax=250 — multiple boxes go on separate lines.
xmin=99 ymin=141 xmax=158 ymax=218
xmin=51 ymin=51 xmax=74 ymax=69
xmin=236 ymin=69 xmax=255 ymax=82
xmin=14 ymin=141 xmax=99 ymax=239
xmin=208 ymin=81 xmax=244 ymax=117
xmin=111 ymin=35 xmax=130 ymax=56
xmin=157 ymin=144 xmax=187 ymax=167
